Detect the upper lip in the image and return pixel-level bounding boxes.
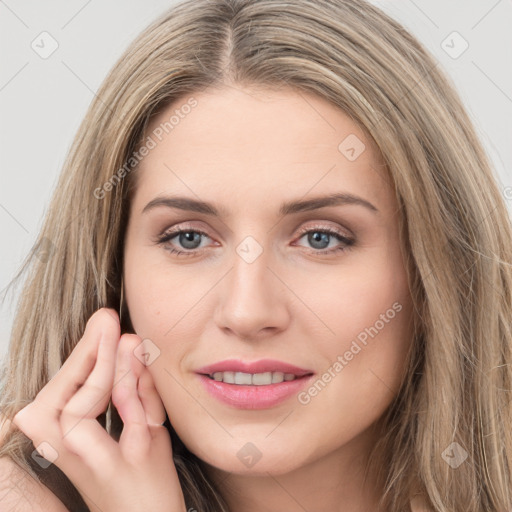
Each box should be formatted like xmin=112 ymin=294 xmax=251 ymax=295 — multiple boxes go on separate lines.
xmin=196 ymin=359 xmax=314 ymax=377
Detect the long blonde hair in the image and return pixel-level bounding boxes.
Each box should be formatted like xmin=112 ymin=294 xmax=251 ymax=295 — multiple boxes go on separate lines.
xmin=1 ymin=0 xmax=512 ymax=510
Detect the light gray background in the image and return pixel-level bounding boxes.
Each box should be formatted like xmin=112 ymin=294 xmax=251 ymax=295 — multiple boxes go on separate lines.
xmin=1 ymin=0 xmax=511 ymax=362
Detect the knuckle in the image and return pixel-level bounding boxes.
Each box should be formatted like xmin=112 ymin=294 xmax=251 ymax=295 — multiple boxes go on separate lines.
xmin=12 ymin=404 xmax=34 ymax=430
xmin=60 ymin=426 xmax=81 ymax=451
xmin=13 ymin=406 xmax=47 ymax=445
xmin=59 ymin=410 xmax=94 ymax=445
xmin=71 ymin=382 xmax=109 ymax=405
xmin=111 ymin=385 xmax=133 ymax=410
xmin=60 ymin=404 xmax=84 ymax=423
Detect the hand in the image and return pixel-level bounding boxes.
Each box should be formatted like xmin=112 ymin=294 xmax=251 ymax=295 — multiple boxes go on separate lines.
xmin=12 ymin=307 xmax=187 ymax=512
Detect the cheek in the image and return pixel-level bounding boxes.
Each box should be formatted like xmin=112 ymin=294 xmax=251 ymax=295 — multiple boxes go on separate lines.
xmin=293 ymin=249 xmax=410 ymax=348
xmin=123 ymin=256 xmax=216 ymax=392
xmin=124 ymin=252 xmax=207 ymax=339
xmin=293 ymin=286 xmax=412 ymax=456
xmin=293 ymin=247 xmax=413 ymax=405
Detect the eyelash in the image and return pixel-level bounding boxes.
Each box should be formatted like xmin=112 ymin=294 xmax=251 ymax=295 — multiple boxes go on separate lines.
xmin=155 ymin=223 xmax=355 ymax=258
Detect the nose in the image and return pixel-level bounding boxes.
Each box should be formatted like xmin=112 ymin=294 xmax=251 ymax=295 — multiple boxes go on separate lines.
xmin=213 ymin=241 xmax=290 ymax=342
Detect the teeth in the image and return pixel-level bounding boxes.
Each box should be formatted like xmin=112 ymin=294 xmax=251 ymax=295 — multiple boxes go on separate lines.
xmin=210 ymin=371 xmax=297 ymax=385
xmin=222 ymin=371 xmax=235 ymax=384
xmin=272 ymin=372 xmax=284 ymax=383
xmin=235 ymin=372 xmax=252 ymax=385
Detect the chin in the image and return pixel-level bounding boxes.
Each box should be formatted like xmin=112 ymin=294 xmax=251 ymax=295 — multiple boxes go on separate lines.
xmin=187 ymin=437 xmax=309 ymax=477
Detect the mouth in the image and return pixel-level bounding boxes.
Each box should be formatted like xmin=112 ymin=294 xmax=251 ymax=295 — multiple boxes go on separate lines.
xmin=195 ymin=359 xmax=315 ymax=409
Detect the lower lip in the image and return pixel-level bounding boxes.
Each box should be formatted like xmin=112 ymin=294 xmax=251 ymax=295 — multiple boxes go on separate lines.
xmin=197 ymin=374 xmax=314 ymax=410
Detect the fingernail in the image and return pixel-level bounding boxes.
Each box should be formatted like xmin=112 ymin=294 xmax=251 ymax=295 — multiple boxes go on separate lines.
xmin=147 ymin=419 xmax=166 ymax=427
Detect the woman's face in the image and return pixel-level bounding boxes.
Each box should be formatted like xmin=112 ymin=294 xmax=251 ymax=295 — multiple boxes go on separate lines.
xmin=123 ymin=85 xmax=414 ymax=476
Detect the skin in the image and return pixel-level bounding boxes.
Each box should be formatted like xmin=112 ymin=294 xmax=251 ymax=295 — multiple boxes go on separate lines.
xmin=122 ymin=84 xmax=415 ymax=511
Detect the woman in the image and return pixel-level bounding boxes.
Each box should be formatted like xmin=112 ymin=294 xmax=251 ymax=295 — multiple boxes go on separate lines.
xmin=1 ymin=0 xmax=511 ymax=510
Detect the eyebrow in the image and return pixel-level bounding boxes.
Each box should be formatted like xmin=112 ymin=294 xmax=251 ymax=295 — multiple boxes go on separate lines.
xmin=141 ymin=192 xmax=379 ymax=217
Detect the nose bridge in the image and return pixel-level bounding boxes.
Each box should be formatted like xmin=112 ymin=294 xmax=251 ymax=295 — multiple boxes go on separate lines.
xmin=229 ymin=234 xmax=272 ymax=302
xmin=213 ymin=232 xmax=289 ymax=339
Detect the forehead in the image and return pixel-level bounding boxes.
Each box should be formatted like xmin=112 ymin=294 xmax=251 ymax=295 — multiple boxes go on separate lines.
xmin=131 ymin=86 xmax=393 ymax=217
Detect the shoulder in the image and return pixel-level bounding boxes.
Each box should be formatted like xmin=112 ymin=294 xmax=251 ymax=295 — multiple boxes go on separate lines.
xmin=0 ymin=455 xmax=70 ymax=511
xmin=0 ymin=415 xmax=69 ymax=512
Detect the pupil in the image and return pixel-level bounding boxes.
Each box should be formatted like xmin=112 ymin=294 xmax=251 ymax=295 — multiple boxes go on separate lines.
xmin=309 ymin=232 xmax=329 ymax=249
xmin=180 ymin=231 xmax=201 ymax=249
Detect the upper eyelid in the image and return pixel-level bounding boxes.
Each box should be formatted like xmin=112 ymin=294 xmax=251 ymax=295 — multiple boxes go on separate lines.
xmin=296 ymin=222 xmax=352 ymax=236
xmin=160 ymin=220 xmax=351 ymax=238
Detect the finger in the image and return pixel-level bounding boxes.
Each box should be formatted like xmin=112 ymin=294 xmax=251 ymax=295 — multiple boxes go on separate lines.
xmin=12 ymin=308 xmax=119 ymax=444
xmin=11 ymin=308 xmax=123 ymax=491
xmin=112 ymin=334 xmax=151 ymax=461
xmin=58 ymin=310 xmax=122 ymax=473
xmin=137 ymin=366 xmax=167 ymax=428
xmin=62 ymin=311 xmax=120 ymax=420
xmin=31 ymin=308 xmax=120 ymax=415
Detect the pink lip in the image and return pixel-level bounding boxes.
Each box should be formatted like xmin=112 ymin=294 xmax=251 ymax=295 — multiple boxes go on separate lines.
xmin=195 ymin=358 xmax=313 ymax=377
xmin=195 ymin=359 xmax=315 ymax=410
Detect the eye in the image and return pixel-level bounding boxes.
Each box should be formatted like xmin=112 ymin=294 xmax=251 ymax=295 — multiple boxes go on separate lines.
xmin=155 ymin=223 xmax=214 ymax=257
xmin=155 ymin=222 xmax=355 ymax=257
xmin=293 ymin=224 xmax=355 ymax=255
